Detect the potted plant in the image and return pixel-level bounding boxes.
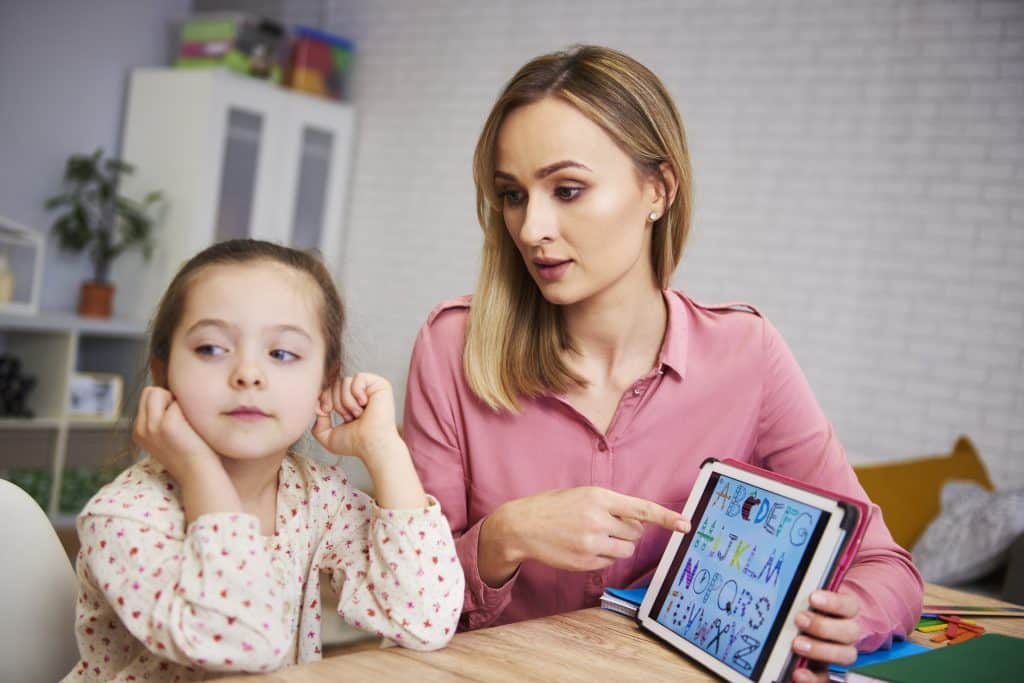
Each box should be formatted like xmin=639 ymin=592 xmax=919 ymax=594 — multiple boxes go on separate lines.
xmin=45 ymin=148 xmax=163 ymax=318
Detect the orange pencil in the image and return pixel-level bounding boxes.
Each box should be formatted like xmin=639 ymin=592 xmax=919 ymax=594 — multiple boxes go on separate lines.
xmin=947 ymin=630 xmax=982 ymax=645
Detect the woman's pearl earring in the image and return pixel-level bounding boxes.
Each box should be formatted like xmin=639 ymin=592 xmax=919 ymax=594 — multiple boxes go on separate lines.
xmin=649 ymin=211 xmax=660 ymax=222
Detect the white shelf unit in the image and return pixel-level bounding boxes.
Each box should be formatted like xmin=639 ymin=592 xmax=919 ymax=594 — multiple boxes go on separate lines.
xmin=116 ymin=67 xmax=357 ymax=322
xmin=0 ymin=311 xmax=148 ymax=523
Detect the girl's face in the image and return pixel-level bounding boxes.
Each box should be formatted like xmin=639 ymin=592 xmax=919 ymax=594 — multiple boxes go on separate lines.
xmin=494 ymin=96 xmax=663 ymax=307
xmin=165 ymin=261 xmax=326 ymax=461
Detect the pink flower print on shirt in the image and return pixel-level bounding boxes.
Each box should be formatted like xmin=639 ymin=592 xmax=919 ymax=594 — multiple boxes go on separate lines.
xmin=66 ymin=455 xmax=462 ymax=682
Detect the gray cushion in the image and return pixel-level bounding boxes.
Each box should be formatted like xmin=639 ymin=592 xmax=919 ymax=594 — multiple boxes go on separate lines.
xmin=911 ymin=480 xmax=1024 ymax=586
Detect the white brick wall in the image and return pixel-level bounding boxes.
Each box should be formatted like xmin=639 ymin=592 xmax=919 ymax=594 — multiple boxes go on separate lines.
xmin=310 ymin=0 xmax=1023 ymax=486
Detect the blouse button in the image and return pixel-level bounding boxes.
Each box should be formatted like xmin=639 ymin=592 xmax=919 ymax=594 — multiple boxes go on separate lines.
xmin=597 ymin=441 xmax=608 ymax=452
xmin=633 ymin=387 xmax=643 ymax=396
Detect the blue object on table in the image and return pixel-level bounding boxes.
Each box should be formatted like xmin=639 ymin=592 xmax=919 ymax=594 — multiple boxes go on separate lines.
xmin=611 ymin=584 xmax=930 ymax=675
xmin=604 ymin=586 xmax=648 ymax=606
xmin=828 ymin=639 xmax=930 ymax=673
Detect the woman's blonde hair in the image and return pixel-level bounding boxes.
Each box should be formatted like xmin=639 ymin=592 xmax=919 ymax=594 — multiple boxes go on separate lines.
xmin=465 ymin=45 xmax=693 ymax=412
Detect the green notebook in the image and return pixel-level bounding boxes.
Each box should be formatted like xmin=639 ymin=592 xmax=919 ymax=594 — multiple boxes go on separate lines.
xmin=846 ymin=633 xmax=1023 ymax=682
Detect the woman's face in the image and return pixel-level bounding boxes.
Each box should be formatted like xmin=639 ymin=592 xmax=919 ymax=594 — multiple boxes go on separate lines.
xmin=494 ymin=96 xmax=664 ymax=307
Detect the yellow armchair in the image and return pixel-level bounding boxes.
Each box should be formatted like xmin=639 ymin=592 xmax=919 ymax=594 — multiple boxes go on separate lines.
xmin=853 ymin=436 xmax=993 ymax=550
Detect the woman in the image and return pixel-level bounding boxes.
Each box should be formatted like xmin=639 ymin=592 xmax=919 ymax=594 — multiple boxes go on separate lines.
xmin=404 ymin=45 xmax=922 ymax=680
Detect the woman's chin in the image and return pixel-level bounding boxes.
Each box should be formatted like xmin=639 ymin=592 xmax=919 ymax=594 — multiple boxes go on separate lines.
xmin=534 ymin=279 xmax=585 ymax=307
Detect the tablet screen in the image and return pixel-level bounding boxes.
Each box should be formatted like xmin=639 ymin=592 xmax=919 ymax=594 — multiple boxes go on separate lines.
xmin=650 ymin=471 xmax=830 ymax=679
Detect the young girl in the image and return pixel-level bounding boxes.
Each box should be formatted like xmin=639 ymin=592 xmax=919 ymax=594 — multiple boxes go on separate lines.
xmin=65 ymin=240 xmax=463 ymax=681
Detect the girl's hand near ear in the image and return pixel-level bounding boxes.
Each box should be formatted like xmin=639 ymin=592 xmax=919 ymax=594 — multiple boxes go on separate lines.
xmin=132 ymin=386 xmax=242 ymax=522
xmin=312 ymin=373 xmax=399 ymax=458
xmin=312 ymin=373 xmax=428 ymax=509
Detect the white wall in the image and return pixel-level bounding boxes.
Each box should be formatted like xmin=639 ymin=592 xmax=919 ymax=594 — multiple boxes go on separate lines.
xmin=0 ymin=0 xmax=190 ymax=313
xmin=4 ymin=0 xmax=1020 ymax=485
xmin=317 ymin=0 xmax=1024 ymax=486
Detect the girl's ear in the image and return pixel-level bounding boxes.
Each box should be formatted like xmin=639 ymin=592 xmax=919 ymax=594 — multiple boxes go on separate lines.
xmin=321 ymin=363 xmax=342 ymax=392
xmin=149 ymin=358 xmax=167 ymax=388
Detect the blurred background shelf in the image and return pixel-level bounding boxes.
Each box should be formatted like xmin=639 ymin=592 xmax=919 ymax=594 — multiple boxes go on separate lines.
xmin=0 ymin=417 xmax=63 ymax=430
xmin=0 ymin=313 xmax=147 ymax=526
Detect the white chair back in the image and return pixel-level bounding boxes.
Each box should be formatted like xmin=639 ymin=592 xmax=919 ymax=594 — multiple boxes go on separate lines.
xmin=0 ymin=479 xmax=79 ymax=682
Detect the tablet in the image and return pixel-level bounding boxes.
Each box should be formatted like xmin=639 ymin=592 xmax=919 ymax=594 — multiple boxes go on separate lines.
xmin=637 ymin=458 xmax=863 ymax=683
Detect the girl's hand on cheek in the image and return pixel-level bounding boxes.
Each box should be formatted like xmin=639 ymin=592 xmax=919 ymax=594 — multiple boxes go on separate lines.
xmin=133 ymin=386 xmax=223 ymax=485
xmin=312 ymin=373 xmax=401 ymax=464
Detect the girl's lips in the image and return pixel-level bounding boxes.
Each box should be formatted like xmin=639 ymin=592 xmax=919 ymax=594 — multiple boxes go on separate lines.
xmin=226 ymin=407 xmax=269 ymax=420
xmin=534 ymin=260 xmax=572 ymax=281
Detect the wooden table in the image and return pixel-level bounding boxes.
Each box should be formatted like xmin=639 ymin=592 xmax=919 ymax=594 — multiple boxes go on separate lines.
xmin=219 ymin=583 xmax=1023 ymax=682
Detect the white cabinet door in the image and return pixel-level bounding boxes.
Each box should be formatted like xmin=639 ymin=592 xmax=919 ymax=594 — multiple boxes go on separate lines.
xmin=275 ymin=95 xmax=356 ymax=274
xmin=119 ymin=69 xmax=356 ymax=320
xmin=210 ymin=77 xmax=290 ymax=246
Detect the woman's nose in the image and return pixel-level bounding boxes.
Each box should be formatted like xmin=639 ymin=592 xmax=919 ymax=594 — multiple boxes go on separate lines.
xmin=518 ymin=196 xmax=558 ymax=245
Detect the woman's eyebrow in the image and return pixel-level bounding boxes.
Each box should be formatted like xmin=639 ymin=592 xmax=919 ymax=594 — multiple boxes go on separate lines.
xmin=494 ymin=160 xmax=592 ymax=183
xmin=535 ymin=160 xmax=591 ymax=178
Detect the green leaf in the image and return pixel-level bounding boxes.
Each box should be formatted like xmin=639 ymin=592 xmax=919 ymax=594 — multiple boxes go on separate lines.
xmin=44 ymin=193 xmax=74 ymax=210
xmin=65 ymin=154 xmax=99 ymax=184
xmin=48 ymin=147 xmax=163 ymax=268
xmin=51 ymin=211 xmax=92 ymax=252
xmin=104 ymin=158 xmax=135 ymax=176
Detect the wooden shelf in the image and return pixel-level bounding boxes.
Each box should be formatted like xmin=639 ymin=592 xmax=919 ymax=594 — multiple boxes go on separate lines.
xmin=0 ymin=310 xmax=147 ymax=336
xmin=67 ymin=417 xmax=132 ymax=430
xmin=0 ymin=417 xmax=62 ymax=430
xmin=1 ymin=318 xmax=148 ymax=518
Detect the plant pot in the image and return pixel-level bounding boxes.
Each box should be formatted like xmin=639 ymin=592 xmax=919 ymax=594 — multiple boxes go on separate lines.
xmin=78 ymin=281 xmax=115 ymax=318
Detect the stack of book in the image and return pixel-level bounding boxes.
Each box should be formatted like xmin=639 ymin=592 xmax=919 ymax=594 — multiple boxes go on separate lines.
xmin=599 ymin=586 xmax=647 ymax=618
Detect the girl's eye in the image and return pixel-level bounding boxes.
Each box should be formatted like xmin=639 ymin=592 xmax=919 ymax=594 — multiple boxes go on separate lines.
xmin=195 ymin=344 xmax=227 ymax=357
xmin=499 ymin=188 xmax=526 ymax=207
xmin=554 ymin=186 xmax=583 ymax=201
xmin=270 ymin=349 xmax=298 ymax=362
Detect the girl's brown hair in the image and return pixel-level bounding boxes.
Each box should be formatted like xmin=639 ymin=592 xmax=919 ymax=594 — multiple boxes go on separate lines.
xmin=465 ymin=45 xmax=694 ymax=412
xmin=147 ymin=239 xmax=345 ymax=388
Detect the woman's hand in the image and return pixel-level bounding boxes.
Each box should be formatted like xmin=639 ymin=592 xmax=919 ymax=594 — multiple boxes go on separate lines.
xmin=479 ymin=486 xmax=690 ymax=586
xmin=132 ymin=386 xmax=241 ymax=521
xmin=790 ymin=590 xmax=861 ymax=683
xmin=313 ymin=373 xmax=427 ymax=509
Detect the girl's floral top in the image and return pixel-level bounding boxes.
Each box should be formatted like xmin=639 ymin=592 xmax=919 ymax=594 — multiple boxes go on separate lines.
xmin=63 ymin=455 xmax=463 ymax=681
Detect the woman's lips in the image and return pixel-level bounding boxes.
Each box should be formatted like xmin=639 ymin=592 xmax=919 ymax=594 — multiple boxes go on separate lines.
xmin=534 ymin=259 xmax=572 ymax=281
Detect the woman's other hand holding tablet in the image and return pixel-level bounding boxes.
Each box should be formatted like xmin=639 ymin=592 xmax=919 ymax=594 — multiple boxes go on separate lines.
xmin=791 ymin=590 xmax=861 ymax=682
xmin=477 ymin=487 xmax=690 ymax=587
